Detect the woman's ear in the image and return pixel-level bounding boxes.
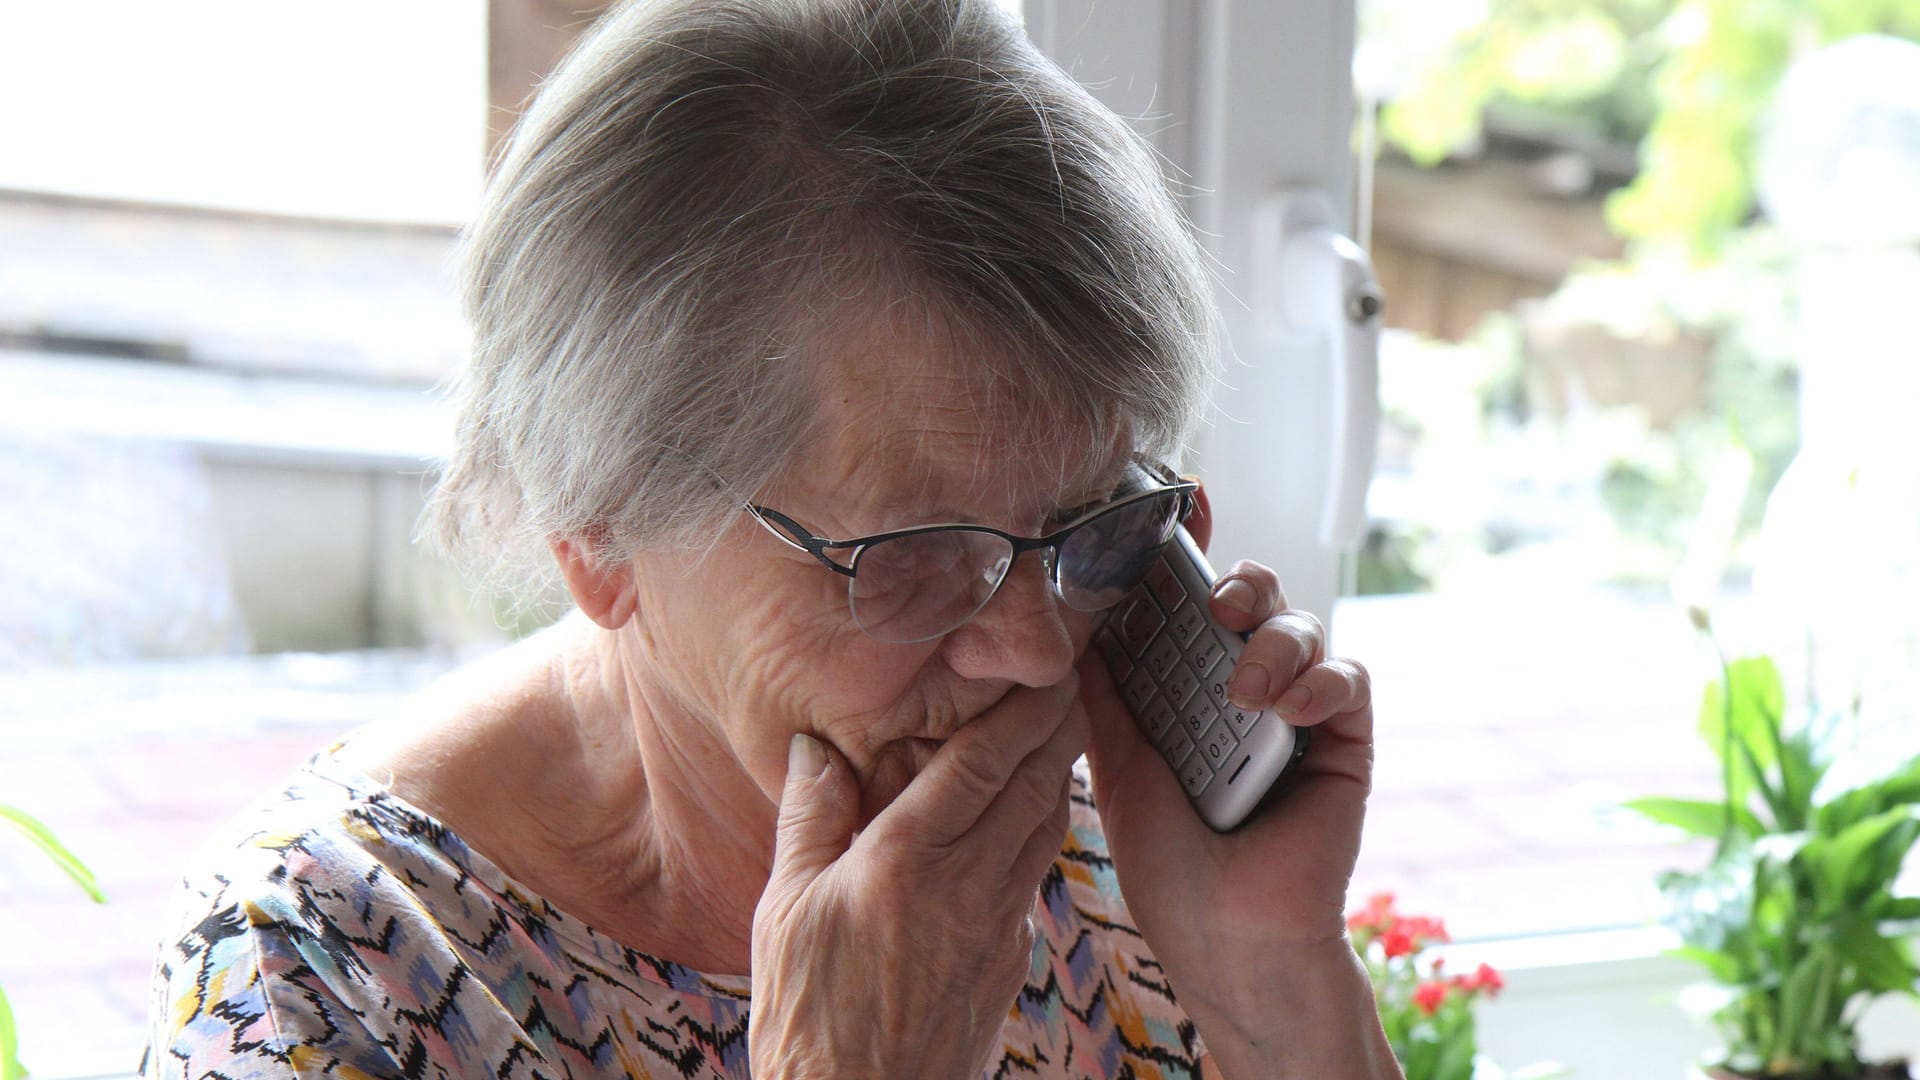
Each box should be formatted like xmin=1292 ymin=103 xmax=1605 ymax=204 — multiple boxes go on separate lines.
xmin=550 ymin=538 xmax=639 ymax=630
xmin=1182 ymin=476 xmax=1213 ymax=555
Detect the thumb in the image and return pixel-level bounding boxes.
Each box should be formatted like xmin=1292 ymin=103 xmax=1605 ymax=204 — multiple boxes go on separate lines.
xmin=766 ymin=733 xmax=858 ymax=898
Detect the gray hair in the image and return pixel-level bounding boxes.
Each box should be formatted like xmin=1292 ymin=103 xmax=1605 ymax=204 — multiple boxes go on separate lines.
xmin=423 ymin=0 xmax=1217 ymax=595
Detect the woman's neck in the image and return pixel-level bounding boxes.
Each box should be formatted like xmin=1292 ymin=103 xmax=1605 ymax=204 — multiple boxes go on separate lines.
xmin=345 ymin=613 xmax=777 ymax=975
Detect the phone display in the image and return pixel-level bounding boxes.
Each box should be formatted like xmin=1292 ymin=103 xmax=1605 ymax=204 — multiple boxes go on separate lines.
xmin=1094 ymin=525 xmax=1308 ymax=831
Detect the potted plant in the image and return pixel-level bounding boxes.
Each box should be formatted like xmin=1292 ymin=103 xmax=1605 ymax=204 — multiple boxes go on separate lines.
xmin=0 ymin=801 xmax=105 ymax=1080
xmin=1348 ymin=892 xmax=1524 ymax=1080
xmin=1626 ymin=647 xmax=1920 ymax=1079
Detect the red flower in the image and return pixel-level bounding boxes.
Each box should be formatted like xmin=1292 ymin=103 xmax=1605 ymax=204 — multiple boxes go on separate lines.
xmin=1413 ymin=979 xmax=1451 ymax=1015
xmin=1451 ymin=962 xmax=1505 ymax=998
xmin=1400 ymin=915 xmax=1450 ymax=945
xmin=1470 ymin=962 xmax=1504 ymax=996
xmin=1380 ymin=925 xmax=1417 ymax=959
xmin=1348 ymin=892 xmax=1397 ymax=933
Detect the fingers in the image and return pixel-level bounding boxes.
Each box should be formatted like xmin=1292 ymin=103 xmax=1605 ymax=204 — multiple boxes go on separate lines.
xmin=1007 ymin=768 xmax=1074 ymax=894
xmin=878 ymin=679 xmax=1081 ymax=850
xmin=986 ymin=693 xmax=1086 ymax=850
xmin=1207 ymin=561 xmax=1290 ymax=633
xmin=1271 ymin=657 xmax=1373 ymax=727
xmin=1206 ymin=560 xmax=1371 ymax=726
xmin=765 ymin=733 xmax=860 ymax=909
xmin=1222 ymin=608 xmax=1322 ymax=712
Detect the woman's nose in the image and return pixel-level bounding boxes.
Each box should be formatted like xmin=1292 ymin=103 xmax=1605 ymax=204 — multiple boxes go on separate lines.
xmin=940 ymin=549 xmax=1078 ymax=687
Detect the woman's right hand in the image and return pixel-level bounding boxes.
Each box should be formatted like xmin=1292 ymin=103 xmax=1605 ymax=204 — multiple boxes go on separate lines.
xmin=749 ymin=681 xmax=1089 ymax=1079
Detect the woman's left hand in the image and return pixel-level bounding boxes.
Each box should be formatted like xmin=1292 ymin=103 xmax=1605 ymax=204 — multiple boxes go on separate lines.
xmin=1078 ymin=553 xmax=1395 ymax=1077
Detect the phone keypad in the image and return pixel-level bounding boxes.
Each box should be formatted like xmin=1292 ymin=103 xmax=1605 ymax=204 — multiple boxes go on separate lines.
xmin=1168 ymin=604 xmax=1209 ymax=648
xmin=1097 ymin=545 xmax=1266 ymax=803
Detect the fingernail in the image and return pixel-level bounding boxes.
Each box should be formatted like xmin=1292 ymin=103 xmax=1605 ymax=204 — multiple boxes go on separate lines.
xmin=1228 ymin=661 xmax=1270 ymax=709
xmin=789 ymin=732 xmax=827 ymax=779
xmin=1214 ymin=578 xmax=1257 ymax=616
xmin=1275 ymin=684 xmax=1313 ymax=718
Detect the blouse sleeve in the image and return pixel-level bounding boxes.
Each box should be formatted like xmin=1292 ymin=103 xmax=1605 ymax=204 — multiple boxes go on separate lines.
xmin=145 ymin=877 xmax=412 ymax=1079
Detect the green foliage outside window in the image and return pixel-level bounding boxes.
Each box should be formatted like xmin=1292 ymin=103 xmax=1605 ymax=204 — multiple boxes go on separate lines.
xmin=1377 ymin=0 xmax=1920 ymax=253
xmin=1358 ymin=0 xmax=1920 ymax=596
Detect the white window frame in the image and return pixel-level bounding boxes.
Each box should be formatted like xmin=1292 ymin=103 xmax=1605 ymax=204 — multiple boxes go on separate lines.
xmin=1023 ymin=0 xmax=1360 ymax=624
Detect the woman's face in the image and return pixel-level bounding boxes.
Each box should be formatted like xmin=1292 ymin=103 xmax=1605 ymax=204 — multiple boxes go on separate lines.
xmin=624 ymin=314 xmax=1128 ymax=823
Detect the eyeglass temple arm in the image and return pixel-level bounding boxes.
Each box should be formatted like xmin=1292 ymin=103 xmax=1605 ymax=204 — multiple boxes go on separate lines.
xmin=745 ymin=506 xmax=857 ymax=577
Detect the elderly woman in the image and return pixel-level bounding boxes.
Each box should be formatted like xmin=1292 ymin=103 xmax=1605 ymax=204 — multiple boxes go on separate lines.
xmin=146 ymin=0 xmax=1394 ymax=1076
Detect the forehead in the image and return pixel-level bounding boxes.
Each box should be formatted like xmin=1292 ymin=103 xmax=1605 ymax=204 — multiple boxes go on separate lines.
xmin=795 ymin=306 xmax=1129 ymax=527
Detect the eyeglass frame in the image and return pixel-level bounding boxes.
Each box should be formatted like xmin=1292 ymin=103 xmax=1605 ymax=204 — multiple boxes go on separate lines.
xmin=743 ymin=466 xmax=1198 ymax=617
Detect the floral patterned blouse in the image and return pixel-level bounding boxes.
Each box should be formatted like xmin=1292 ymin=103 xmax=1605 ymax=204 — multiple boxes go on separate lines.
xmin=144 ymin=744 xmax=1203 ymax=1078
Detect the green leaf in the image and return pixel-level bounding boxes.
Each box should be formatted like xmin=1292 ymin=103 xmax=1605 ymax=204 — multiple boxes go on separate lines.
xmin=1832 ymin=918 xmax=1919 ymax=995
xmin=1658 ymin=849 xmax=1768 ymax=958
xmin=1432 ymin=1026 xmax=1477 ymax=1080
xmin=1775 ymin=950 xmax=1830 ymax=1059
xmin=0 ymin=983 xmax=21 ymax=1080
xmin=1775 ymin=726 xmax=1827 ymax=830
xmin=0 ymin=802 xmax=107 ymax=905
xmin=1817 ymin=753 xmax=1920 ymax=834
xmin=1403 ymin=1030 xmax=1441 ymax=1078
xmin=1800 ymin=809 xmax=1920 ymax=909
xmin=1877 ymin=896 xmax=1920 ymax=921
xmin=1698 ymin=656 xmax=1790 ymax=822
xmin=1669 ymin=943 xmax=1743 ymax=983
xmin=1624 ymin=796 xmax=1764 ymax=840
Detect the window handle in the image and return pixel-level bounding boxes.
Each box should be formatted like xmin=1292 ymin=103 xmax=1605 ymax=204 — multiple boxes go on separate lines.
xmin=1257 ymin=188 xmax=1385 ymax=550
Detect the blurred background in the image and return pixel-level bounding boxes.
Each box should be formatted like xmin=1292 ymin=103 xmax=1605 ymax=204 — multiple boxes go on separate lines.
xmin=2 ymin=0 xmax=1917 ymax=1075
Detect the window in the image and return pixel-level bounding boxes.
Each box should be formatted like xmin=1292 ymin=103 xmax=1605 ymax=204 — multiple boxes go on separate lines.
xmin=0 ymin=2 xmax=486 ymax=223
xmin=1035 ymin=0 xmax=1920 ymax=1072
xmin=0 ymin=6 xmax=494 ymax=1074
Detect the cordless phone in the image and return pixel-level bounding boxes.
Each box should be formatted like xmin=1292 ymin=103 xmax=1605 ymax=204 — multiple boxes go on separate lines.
xmin=1094 ymin=527 xmax=1308 ymax=831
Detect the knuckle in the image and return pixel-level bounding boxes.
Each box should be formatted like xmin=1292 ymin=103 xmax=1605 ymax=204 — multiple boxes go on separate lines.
xmin=1252 ymin=610 xmax=1321 ymax=666
xmin=947 ymin=740 xmax=1011 ymax=800
xmin=1271 ymin=607 xmax=1321 ymax=640
xmin=1004 ymin=755 xmax=1061 ymax=818
xmin=1337 ymin=656 xmax=1372 ymax=695
xmin=1223 ymin=559 xmax=1288 ymax=611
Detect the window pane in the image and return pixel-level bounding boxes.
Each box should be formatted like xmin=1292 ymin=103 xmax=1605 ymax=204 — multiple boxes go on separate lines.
xmin=1343 ymin=2 xmax=1920 ymax=941
xmin=0 ymin=2 xmax=487 ymax=223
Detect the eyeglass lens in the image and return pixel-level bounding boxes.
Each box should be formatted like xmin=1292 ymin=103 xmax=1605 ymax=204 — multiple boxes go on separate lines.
xmin=850 ymin=529 xmax=1015 ymax=642
xmin=847 ymin=490 xmax=1184 ymax=643
xmin=1056 ymin=490 xmax=1183 ymax=610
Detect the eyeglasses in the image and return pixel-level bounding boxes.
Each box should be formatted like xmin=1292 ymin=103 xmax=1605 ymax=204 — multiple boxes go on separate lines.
xmin=747 ymin=467 xmax=1198 ymax=643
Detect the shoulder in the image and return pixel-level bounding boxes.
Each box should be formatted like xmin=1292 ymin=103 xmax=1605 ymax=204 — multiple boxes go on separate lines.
xmin=145 ymin=761 xmax=408 ymax=1075
xmin=145 ymin=757 xmax=536 ymax=1078
xmin=145 ymin=751 xmax=750 ymax=1079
